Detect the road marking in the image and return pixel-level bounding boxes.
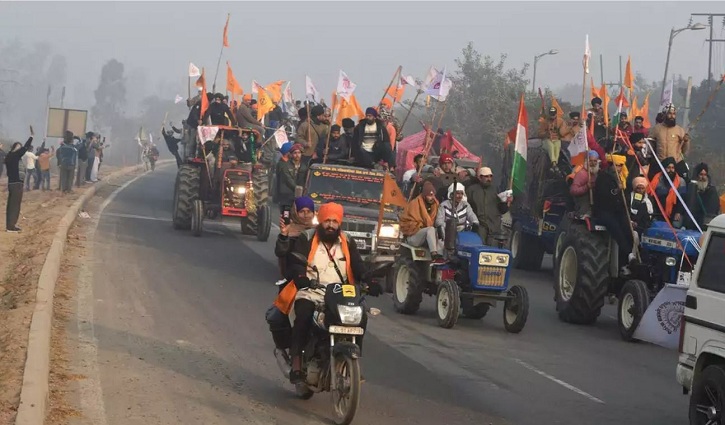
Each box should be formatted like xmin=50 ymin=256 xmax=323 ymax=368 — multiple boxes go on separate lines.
xmin=103 ymin=212 xmax=171 ymax=222
xmin=513 ymin=358 xmax=605 ymax=404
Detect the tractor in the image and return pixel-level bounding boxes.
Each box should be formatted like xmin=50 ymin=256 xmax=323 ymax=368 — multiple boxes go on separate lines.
xmin=172 ymin=125 xmax=272 ymax=241
xmin=391 ymin=194 xmax=529 ymax=331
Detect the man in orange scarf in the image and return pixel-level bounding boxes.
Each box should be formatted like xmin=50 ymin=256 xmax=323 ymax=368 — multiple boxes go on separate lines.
xmin=649 ymin=157 xmax=686 ymax=224
xmin=286 ymin=202 xmax=371 ymax=384
xmin=400 ymin=181 xmax=443 ymax=261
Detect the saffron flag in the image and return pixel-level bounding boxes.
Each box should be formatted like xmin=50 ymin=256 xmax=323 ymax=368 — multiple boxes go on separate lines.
xmin=624 ymin=56 xmax=634 ymax=90
xmin=199 ymin=68 xmax=209 ymax=121
xmin=591 ymin=78 xmax=599 ymax=100
xmin=335 ymin=94 xmax=364 ymax=126
xmin=600 ymin=83 xmax=610 ymax=126
xmin=223 ymin=13 xmax=230 ymax=48
xmin=550 ymin=95 xmax=564 ymax=119
xmin=511 ymin=94 xmax=528 ymax=196
xmin=503 ymin=126 xmax=517 ymax=149
xmin=226 ymin=62 xmax=243 ymax=96
xmin=257 ymin=86 xmax=275 ymax=120
xmin=376 ymin=173 xmax=408 ymax=238
xmin=641 ymin=93 xmax=651 ymax=128
xmin=265 ymin=80 xmax=285 ymax=103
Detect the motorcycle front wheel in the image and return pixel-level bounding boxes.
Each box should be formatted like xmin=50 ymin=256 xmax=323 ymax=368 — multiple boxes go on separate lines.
xmin=332 ymin=354 xmax=361 ymax=425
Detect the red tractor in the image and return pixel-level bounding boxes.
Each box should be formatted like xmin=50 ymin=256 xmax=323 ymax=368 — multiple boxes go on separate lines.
xmin=172 ymin=125 xmax=272 ymax=241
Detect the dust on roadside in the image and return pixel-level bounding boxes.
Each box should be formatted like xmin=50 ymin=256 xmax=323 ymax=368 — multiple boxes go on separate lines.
xmin=0 ymin=167 xmax=125 ymax=424
xmin=46 ymin=170 xmax=147 ymax=425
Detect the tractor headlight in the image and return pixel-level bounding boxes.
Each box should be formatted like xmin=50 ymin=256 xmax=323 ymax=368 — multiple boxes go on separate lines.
xmin=665 ymin=257 xmax=677 ymax=266
xmin=378 ymin=224 xmax=400 ymax=239
xmin=237 ymin=187 xmax=246 ymax=194
xmin=479 ymin=253 xmax=509 ymax=266
xmin=495 ymin=254 xmax=510 ymax=266
xmin=312 ymin=215 xmax=319 ymax=225
xmin=337 ymin=305 xmax=363 ymax=325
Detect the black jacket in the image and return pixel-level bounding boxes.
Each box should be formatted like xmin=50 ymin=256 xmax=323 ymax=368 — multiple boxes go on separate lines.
xmin=288 ymin=229 xmax=365 ymax=288
xmin=315 ymin=135 xmax=350 ymax=162
xmin=593 ymin=168 xmax=627 ymax=217
xmin=162 ymin=129 xmax=180 ymax=153
xmin=204 ymin=102 xmax=237 ymax=126
xmin=277 ymin=160 xmax=307 ymax=205
xmin=187 ymin=102 xmax=201 ymax=129
xmin=351 ymin=118 xmax=394 ymax=167
xmin=4 ymin=137 xmax=33 ymax=183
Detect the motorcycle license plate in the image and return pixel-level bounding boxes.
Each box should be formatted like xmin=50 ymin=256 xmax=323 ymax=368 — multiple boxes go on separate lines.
xmin=328 ymin=326 xmax=364 ymax=335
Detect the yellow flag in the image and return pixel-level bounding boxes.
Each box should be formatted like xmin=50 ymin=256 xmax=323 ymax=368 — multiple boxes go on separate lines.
xmin=257 ymin=87 xmax=274 ymax=120
xmin=264 ymin=80 xmax=285 ymax=103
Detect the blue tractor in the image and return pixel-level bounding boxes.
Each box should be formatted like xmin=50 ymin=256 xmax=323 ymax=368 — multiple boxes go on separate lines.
xmin=391 ymin=209 xmax=529 ymax=331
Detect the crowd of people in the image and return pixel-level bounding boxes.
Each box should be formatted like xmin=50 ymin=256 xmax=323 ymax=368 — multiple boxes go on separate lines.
xmin=3 ymin=129 xmax=107 ymax=232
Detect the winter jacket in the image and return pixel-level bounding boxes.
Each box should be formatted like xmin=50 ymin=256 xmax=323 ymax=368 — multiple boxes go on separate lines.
xmin=56 ymin=143 xmax=78 ymax=168
xmin=4 ymin=137 xmax=34 ymax=183
xmin=315 ymin=135 xmax=349 ymax=163
xmin=570 ymin=169 xmax=597 ymax=197
xmin=466 ymin=182 xmax=509 ymax=235
xmin=296 ymin=119 xmax=329 ymax=157
xmin=649 ymin=123 xmax=688 ymax=162
xmin=400 ymin=195 xmax=439 ymax=237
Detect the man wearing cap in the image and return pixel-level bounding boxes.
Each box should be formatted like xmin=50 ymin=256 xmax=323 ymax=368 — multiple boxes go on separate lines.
xmin=287 ymin=202 xmax=374 ymax=384
xmin=537 ymin=106 xmax=570 ymax=168
xmin=235 ymin=94 xmax=265 ymax=136
xmin=351 ymin=107 xmax=395 ymax=170
xmin=315 ymin=124 xmax=349 ymax=164
xmin=277 ymin=143 xmax=307 ymax=213
xmin=400 ymin=181 xmax=443 ymax=261
xmin=466 ymin=167 xmax=511 ymax=245
xmin=649 ymin=104 xmax=690 ymax=179
xmin=435 ymin=182 xmax=479 ymax=244
xmin=296 ymin=104 xmax=330 ymax=163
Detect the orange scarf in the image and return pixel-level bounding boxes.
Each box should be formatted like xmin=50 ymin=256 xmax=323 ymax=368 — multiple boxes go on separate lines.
xmin=273 ymin=232 xmax=355 ymax=314
xmin=649 ymin=172 xmax=680 ymax=218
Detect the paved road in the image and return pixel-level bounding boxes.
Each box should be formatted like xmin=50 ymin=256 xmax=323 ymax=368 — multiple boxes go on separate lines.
xmin=68 ymin=164 xmax=688 ymax=425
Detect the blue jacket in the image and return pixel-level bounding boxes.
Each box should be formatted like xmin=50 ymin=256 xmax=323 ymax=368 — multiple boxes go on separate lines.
xmin=56 ymin=143 xmax=78 ymax=167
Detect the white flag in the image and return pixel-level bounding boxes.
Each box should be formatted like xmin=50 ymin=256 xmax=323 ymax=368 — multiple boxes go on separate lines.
xmin=336 ymin=70 xmax=357 ymax=102
xmin=274 ymin=127 xmax=289 ymax=149
xmin=425 ymin=67 xmax=451 ymax=100
xmin=251 ymin=80 xmax=261 ymax=94
xmin=305 ymin=75 xmax=320 ymax=102
xmin=174 ymin=94 xmax=184 ymax=104
xmin=401 ymin=74 xmax=417 ymax=86
xmin=149 ymin=133 xmax=153 ymax=144
xmin=283 ymin=82 xmax=294 ymax=104
xmin=197 ymin=125 xmax=220 ymax=143
xmin=189 ymin=62 xmax=201 ymax=78
xmin=660 ymin=77 xmax=674 ymax=110
xmin=584 ymin=35 xmax=591 ymax=74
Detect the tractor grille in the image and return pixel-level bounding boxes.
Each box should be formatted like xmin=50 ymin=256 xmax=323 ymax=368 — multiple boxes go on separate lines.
xmin=342 ymin=221 xmax=375 ymax=253
xmin=223 ymin=171 xmax=250 ymax=209
xmin=477 ymin=266 xmax=506 ymax=287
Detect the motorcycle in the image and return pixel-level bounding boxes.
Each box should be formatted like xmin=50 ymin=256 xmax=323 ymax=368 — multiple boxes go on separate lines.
xmin=274 ymin=252 xmax=388 ymax=425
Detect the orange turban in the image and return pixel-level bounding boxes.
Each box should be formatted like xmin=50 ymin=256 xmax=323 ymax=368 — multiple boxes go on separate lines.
xmin=317 ymin=202 xmax=344 ymax=224
xmin=242 ymin=94 xmax=252 ymax=102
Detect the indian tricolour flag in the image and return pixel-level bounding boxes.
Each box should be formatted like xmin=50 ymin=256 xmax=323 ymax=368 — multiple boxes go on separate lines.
xmin=511 ymin=94 xmax=528 ymax=195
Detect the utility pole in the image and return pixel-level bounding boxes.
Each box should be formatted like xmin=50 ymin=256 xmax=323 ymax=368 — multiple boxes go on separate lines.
xmin=690 ymin=13 xmax=725 ymax=87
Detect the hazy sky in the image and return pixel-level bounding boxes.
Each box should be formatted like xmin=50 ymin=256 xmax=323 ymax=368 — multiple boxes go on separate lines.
xmin=1 ymin=1 xmax=725 ymax=117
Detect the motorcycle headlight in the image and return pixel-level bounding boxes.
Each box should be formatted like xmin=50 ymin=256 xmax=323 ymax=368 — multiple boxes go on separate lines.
xmin=379 ymin=224 xmax=400 ymax=239
xmin=665 ymin=257 xmax=677 ymax=266
xmin=337 ymin=305 xmax=363 ymax=325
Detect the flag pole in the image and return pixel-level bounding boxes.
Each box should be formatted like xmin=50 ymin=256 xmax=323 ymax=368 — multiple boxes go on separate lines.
xmin=399 ymin=89 xmax=422 ymax=132
xmin=212 ymin=43 xmax=224 ymax=93
xmin=580 ymin=38 xmax=593 ymax=206
xmin=322 ymin=95 xmax=338 ymax=164
xmin=43 ymin=85 xmax=51 ymax=141
xmin=377 ymin=66 xmax=402 ymax=109
xmin=406 ymin=121 xmax=436 ymax=201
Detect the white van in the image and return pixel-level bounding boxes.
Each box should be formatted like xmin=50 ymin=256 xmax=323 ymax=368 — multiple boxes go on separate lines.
xmin=676 ymin=214 xmax=725 ymax=424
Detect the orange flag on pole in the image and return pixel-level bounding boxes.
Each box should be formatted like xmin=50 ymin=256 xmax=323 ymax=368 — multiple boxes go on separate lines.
xmin=377 ymin=173 xmax=407 ymax=238
xmin=257 ymin=86 xmax=275 ymax=121
xmin=264 ymin=80 xmax=285 ymax=103
xmin=226 ymin=62 xmax=243 ymax=96
xmin=223 ymin=13 xmax=230 ymax=47
xmin=623 ymin=56 xmax=634 ymax=90
xmin=335 ymin=94 xmax=364 ymax=125
xmin=199 ymin=68 xmax=209 ymax=121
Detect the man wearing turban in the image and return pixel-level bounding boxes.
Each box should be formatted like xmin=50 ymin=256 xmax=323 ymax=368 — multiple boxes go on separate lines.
xmin=285 ymin=202 xmax=377 ymax=384
xmin=648 ymin=103 xmax=691 ymax=180
xmin=649 ymin=156 xmax=686 ymax=224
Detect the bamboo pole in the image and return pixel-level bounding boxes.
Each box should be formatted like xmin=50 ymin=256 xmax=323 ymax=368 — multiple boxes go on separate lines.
xmin=377 ymin=66 xmax=402 ymax=109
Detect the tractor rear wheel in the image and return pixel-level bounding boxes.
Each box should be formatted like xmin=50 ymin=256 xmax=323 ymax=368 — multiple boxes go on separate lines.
xmin=172 ymin=165 xmax=200 ymax=230
xmin=554 ymin=224 xmax=610 ymax=325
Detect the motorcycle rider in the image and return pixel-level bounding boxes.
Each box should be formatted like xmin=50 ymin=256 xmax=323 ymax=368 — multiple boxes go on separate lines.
xmin=287 ymin=202 xmax=369 ymax=384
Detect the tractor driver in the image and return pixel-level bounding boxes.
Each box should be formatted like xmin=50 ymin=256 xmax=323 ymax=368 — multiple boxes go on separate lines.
xmin=435 ymin=183 xmax=479 ymax=248
xmin=400 ymin=181 xmax=444 ymax=262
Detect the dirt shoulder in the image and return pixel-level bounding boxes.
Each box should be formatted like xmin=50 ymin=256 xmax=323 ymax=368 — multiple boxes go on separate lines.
xmin=0 ymin=167 xmax=128 ymax=424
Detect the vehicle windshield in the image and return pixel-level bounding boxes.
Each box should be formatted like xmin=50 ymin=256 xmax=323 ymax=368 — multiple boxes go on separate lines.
xmin=306 ymin=167 xmax=383 ymax=208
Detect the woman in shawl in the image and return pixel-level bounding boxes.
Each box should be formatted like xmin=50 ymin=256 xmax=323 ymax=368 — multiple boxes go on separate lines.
xmin=275 ymin=196 xmax=316 ymax=281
